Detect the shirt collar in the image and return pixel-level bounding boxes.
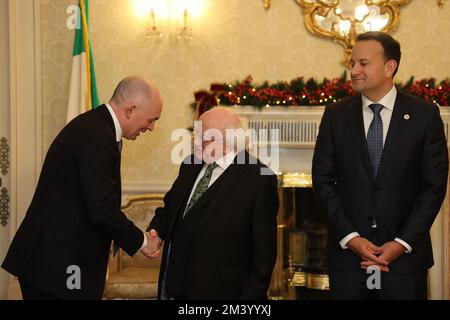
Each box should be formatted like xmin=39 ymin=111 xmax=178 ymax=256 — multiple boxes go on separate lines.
xmin=362 ymin=84 xmax=397 ymax=112
xmin=214 ymin=150 xmax=237 ymax=171
xmin=106 ymin=103 xmax=123 ymax=142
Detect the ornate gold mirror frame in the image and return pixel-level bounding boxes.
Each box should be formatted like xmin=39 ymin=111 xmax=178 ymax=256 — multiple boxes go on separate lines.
xmin=264 ymin=0 xmax=446 ymax=67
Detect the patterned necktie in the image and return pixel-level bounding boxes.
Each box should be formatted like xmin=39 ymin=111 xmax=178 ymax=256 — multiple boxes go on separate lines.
xmin=183 ymin=163 xmax=218 ymax=218
xmin=367 ymin=103 xmax=384 ymax=177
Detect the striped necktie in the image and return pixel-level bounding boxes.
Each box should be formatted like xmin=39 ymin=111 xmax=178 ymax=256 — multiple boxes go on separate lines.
xmin=183 ymin=163 xmax=218 ymax=218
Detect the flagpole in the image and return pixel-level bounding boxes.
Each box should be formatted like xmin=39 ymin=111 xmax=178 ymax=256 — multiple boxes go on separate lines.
xmin=79 ymin=0 xmax=92 ymax=112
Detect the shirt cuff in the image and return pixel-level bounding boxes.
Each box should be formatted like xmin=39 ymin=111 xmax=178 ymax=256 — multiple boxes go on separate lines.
xmin=340 ymin=232 xmax=360 ymax=249
xmin=394 ymin=237 xmax=412 ymax=253
xmin=140 ymin=231 xmax=147 ymax=251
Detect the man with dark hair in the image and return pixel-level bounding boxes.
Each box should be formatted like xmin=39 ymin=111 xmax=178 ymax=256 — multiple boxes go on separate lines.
xmin=312 ymin=32 xmax=448 ymax=299
xmin=355 ymin=31 xmax=401 ymax=76
xmin=2 ymin=76 xmax=163 ymax=299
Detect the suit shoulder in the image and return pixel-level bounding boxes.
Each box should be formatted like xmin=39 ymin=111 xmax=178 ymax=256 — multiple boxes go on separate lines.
xmin=325 ymin=95 xmax=359 ymax=113
xmin=398 ymin=90 xmax=439 ymax=113
xmin=64 ymin=106 xmax=113 ymax=141
xmin=181 ymin=154 xmax=202 ymax=166
xmin=46 ymin=106 xmax=114 ymax=159
xmin=245 ymin=153 xmax=278 ymax=178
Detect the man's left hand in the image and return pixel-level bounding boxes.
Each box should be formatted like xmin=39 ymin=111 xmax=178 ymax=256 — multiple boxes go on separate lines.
xmin=360 ymin=241 xmax=405 ymax=270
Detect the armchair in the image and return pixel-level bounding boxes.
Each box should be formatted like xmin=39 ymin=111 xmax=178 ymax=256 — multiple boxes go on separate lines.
xmin=103 ymin=194 xmax=164 ymax=299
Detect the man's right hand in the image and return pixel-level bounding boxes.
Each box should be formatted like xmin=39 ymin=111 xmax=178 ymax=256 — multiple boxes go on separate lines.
xmin=347 ymin=236 xmax=389 ymax=272
xmin=141 ymin=229 xmax=162 ymax=259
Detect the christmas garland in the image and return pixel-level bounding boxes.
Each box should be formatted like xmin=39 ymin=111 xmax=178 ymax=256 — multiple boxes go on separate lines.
xmin=192 ymin=72 xmax=450 ymax=116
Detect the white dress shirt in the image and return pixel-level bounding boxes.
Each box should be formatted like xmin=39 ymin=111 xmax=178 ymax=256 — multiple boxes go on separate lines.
xmin=106 ymin=104 xmax=148 ymax=251
xmin=339 ymin=86 xmax=412 ymax=253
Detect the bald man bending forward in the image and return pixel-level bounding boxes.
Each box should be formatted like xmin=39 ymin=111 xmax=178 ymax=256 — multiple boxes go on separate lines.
xmin=2 ymin=76 xmax=163 ymax=299
xmin=147 ymin=107 xmax=279 ymax=300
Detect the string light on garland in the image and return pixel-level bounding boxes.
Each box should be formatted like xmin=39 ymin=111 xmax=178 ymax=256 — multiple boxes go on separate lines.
xmin=192 ymin=73 xmax=450 ymax=116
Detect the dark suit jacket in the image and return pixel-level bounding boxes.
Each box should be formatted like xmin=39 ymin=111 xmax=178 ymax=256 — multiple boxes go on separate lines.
xmin=2 ymin=105 xmax=144 ymax=299
xmin=312 ymin=90 xmax=448 ymax=273
xmin=149 ymin=151 xmax=279 ymax=300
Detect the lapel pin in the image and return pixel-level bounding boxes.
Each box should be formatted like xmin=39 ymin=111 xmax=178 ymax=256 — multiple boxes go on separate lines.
xmin=404 ymin=114 xmax=410 ymax=120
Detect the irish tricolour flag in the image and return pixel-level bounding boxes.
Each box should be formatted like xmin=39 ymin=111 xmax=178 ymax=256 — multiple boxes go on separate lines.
xmin=67 ymin=0 xmax=100 ymax=123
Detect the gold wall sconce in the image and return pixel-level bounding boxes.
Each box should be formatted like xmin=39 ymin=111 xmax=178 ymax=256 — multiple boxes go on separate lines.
xmin=133 ymin=0 xmax=167 ymax=39
xmin=265 ymin=1 xmax=446 ymax=67
xmin=177 ymin=5 xmax=194 ymax=40
xmin=147 ymin=6 xmax=165 ymax=39
xmin=134 ymin=0 xmax=203 ymax=40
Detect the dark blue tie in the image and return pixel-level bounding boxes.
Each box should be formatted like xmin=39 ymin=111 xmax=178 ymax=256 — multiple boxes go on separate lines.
xmin=367 ymin=103 xmax=384 ymax=178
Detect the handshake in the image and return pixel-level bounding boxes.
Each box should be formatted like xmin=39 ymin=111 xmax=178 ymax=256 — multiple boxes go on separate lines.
xmin=141 ymin=229 xmax=162 ymax=259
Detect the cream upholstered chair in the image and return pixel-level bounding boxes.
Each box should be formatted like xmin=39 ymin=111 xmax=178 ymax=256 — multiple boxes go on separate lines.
xmin=103 ymin=194 xmax=164 ymax=299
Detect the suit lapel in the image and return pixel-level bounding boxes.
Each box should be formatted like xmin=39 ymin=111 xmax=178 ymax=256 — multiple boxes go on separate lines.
xmin=96 ymin=105 xmax=123 ymax=204
xmin=182 ymin=152 xmax=247 ymax=228
xmin=347 ymin=96 xmax=373 ymax=181
xmin=196 ymin=163 xmax=242 ymax=230
xmin=117 ymin=151 xmax=122 ymax=200
xmin=168 ymin=159 xmax=204 ymax=232
xmin=376 ymin=91 xmax=412 ymax=182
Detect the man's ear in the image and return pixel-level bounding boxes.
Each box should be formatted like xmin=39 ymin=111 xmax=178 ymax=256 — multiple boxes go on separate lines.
xmin=385 ymin=60 xmax=398 ymax=78
xmin=125 ymin=105 xmax=136 ymax=119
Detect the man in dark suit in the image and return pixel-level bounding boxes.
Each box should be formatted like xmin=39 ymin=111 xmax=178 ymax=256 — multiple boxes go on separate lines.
xmin=2 ymin=76 xmax=163 ymax=299
xmin=312 ymin=32 xmax=448 ymax=299
xmin=148 ymin=107 xmax=279 ymax=300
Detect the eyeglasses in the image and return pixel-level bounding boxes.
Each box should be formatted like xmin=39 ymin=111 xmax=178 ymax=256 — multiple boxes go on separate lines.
xmin=201 ymin=137 xmax=224 ymax=143
xmin=193 ymin=132 xmax=224 ymax=143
